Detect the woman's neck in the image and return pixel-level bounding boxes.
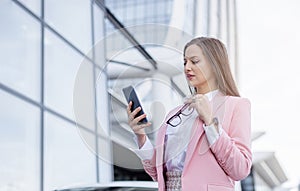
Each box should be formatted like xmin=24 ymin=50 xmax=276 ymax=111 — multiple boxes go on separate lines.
xmin=196 ymin=85 xmax=218 ymax=95
xmin=196 ymin=80 xmax=218 ymax=94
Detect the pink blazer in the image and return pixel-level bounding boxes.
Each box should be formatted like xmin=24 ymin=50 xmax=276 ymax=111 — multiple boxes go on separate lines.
xmin=142 ymin=93 xmax=252 ymax=191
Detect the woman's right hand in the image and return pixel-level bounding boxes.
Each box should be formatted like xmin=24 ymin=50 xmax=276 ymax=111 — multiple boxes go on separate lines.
xmin=127 ymin=101 xmax=151 ymax=148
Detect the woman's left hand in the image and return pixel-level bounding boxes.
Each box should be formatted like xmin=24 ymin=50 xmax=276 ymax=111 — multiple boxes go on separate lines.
xmin=185 ymin=94 xmax=213 ymax=125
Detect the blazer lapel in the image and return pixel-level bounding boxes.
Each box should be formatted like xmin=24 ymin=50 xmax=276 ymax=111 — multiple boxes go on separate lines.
xmin=183 ymin=92 xmax=228 ymax=174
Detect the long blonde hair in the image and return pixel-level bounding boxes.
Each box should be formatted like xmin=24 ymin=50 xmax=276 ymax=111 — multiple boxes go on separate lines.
xmin=184 ymin=37 xmax=240 ymax=97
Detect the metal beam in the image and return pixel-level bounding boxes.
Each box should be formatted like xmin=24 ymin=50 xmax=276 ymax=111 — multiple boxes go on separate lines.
xmin=107 ymin=59 xmax=151 ymax=72
xmin=107 ymin=88 xmax=127 ymax=108
xmin=170 ymin=79 xmax=187 ymax=97
xmin=95 ymin=0 xmax=158 ymax=70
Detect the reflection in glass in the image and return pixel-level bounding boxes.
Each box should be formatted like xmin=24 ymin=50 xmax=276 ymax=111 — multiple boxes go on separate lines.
xmin=45 ymin=0 xmax=92 ymax=53
xmin=0 ymin=0 xmax=41 ymax=101
xmin=17 ymin=0 xmax=41 ymax=16
xmin=105 ymin=0 xmax=173 ymax=45
xmin=44 ymin=112 xmax=96 ymax=191
xmin=44 ymin=29 xmax=84 ymax=121
xmin=0 ymin=90 xmax=40 ymax=191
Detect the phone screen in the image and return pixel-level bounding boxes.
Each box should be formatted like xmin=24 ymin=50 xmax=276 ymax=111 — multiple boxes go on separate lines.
xmin=122 ymin=86 xmax=148 ymax=123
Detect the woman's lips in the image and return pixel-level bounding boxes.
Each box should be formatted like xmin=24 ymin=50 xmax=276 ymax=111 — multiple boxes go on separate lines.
xmin=186 ymin=74 xmax=195 ymax=80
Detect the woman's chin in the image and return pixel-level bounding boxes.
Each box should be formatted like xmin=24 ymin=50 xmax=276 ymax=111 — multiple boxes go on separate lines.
xmin=188 ymin=82 xmax=198 ymax=87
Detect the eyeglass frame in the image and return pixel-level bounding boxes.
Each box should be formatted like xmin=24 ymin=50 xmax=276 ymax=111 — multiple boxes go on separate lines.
xmin=166 ymin=103 xmax=195 ymax=127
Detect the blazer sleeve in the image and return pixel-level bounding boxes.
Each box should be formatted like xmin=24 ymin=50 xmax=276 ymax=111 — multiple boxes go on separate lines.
xmin=141 ymin=128 xmax=166 ymax=181
xmin=142 ymin=153 xmax=158 ymax=181
xmin=210 ymin=97 xmax=252 ymax=181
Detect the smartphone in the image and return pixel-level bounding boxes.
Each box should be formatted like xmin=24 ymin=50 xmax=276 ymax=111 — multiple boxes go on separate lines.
xmin=122 ymin=86 xmax=148 ymax=123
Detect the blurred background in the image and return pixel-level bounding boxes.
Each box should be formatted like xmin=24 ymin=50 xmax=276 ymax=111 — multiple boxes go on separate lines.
xmin=1 ymin=0 xmax=300 ymax=191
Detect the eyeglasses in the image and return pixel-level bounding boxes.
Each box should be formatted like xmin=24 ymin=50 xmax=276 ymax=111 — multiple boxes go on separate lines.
xmin=166 ymin=103 xmax=194 ymax=127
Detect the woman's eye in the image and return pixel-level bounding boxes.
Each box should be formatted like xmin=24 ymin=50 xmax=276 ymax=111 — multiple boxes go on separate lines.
xmin=183 ymin=60 xmax=199 ymax=65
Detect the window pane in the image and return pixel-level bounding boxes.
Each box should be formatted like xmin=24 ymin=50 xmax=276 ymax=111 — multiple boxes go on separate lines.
xmin=0 ymin=0 xmax=41 ymax=101
xmin=0 ymin=90 xmax=40 ymax=191
xmin=17 ymin=0 xmax=41 ymax=16
xmin=44 ymin=112 xmax=96 ymax=191
xmin=44 ymin=29 xmax=89 ymax=121
xmin=45 ymin=0 xmax=92 ymax=53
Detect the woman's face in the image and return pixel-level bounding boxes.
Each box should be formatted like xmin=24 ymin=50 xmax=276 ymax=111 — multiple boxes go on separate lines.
xmin=184 ymin=44 xmax=217 ymax=93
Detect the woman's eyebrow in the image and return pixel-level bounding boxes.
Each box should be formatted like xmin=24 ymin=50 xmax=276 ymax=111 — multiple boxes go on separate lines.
xmin=184 ymin=56 xmax=199 ymax=59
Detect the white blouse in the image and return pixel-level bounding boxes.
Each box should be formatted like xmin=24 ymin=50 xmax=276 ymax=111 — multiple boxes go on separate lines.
xmin=134 ymin=90 xmax=222 ymax=171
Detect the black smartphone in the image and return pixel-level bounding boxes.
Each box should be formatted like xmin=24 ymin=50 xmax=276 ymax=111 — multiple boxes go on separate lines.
xmin=122 ymin=86 xmax=148 ymax=123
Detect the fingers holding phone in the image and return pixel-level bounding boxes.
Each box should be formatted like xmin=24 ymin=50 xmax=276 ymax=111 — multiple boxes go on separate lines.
xmin=127 ymin=101 xmax=151 ymax=148
xmin=127 ymin=101 xmax=152 ymax=135
xmin=123 ymin=86 xmax=151 ymax=147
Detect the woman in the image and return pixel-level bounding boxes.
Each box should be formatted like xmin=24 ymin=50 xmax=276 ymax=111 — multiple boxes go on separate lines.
xmin=127 ymin=37 xmax=251 ymax=191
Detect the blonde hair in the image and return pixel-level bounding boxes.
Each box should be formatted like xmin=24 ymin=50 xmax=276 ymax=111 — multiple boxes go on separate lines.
xmin=184 ymin=37 xmax=240 ymax=97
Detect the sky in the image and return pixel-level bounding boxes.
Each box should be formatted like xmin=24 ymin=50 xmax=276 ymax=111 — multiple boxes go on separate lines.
xmin=237 ymin=0 xmax=300 ymax=188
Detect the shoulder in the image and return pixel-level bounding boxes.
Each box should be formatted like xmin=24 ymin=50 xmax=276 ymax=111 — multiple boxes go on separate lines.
xmin=225 ymin=96 xmax=251 ymax=117
xmin=226 ymin=96 xmax=251 ymax=107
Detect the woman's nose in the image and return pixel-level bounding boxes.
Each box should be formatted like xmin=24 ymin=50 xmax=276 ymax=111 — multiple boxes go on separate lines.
xmin=185 ymin=60 xmax=192 ymax=71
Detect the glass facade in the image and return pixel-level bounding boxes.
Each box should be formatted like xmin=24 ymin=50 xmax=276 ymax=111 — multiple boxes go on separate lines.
xmin=0 ymin=0 xmax=109 ymax=190
xmin=44 ymin=28 xmax=84 ymax=121
xmin=0 ymin=1 xmax=41 ymax=101
xmin=44 ymin=0 xmax=92 ymax=53
xmin=44 ymin=112 xmax=96 ymax=191
xmin=105 ymin=0 xmax=173 ymax=52
xmin=0 ymin=90 xmax=40 ymax=191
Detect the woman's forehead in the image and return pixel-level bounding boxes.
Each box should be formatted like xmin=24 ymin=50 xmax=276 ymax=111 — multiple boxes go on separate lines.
xmin=184 ymin=44 xmax=204 ymax=58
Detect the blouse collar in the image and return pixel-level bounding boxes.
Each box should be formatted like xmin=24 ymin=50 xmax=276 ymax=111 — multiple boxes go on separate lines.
xmin=203 ymin=89 xmax=219 ymax=101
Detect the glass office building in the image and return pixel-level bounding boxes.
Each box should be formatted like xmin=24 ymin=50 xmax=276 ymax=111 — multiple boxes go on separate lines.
xmin=0 ymin=0 xmax=109 ymax=190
